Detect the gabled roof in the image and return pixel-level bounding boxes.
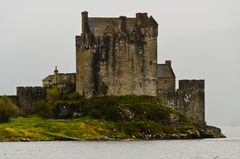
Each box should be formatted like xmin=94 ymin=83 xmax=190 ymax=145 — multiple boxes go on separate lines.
xmin=157 ymin=64 xmax=175 ymax=78
xmin=42 ymin=75 xmax=54 ymax=82
xmin=42 ymin=73 xmax=76 ymax=82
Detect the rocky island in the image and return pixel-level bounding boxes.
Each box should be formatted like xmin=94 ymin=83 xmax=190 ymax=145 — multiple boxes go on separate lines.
xmin=0 ymin=12 xmax=224 ymax=141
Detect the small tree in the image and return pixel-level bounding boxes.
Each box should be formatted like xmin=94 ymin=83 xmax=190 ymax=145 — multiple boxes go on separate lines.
xmin=0 ymin=96 xmax=19 ymax=122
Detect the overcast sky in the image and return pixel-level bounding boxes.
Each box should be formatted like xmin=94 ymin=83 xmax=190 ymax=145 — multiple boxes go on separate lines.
xmin=0 ymin=0 xmax=239 ymax=126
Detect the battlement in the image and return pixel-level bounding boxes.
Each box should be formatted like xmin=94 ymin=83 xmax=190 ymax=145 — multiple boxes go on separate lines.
xmin=16 ymin=86 xmax=46 ymax=113
xmin=17 ymin=86 xmax=45 ymax=96
xmin=80 ymin=11 xmax=158 ymax=37
xmin=179 ymin=80 xmax=204 ymax=90
xmin=17 ymin=86 xmax=44 ymax=90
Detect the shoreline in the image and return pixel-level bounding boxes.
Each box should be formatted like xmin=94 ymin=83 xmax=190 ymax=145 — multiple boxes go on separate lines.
xmin=0 ymin=117 xmax=225 ymax=142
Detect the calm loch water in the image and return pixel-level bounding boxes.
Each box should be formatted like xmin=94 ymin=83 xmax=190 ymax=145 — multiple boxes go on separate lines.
xmin=0 ymin=127 xmax=240 ymax=159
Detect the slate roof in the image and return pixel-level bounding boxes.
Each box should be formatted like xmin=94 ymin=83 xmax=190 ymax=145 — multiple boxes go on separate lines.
xmin=157 ymin=64 xmax=175 ymax=78
xmin=42 ymin=75 xmax=54 ymax=82
xmin=42 ymin=73 xmax=76 ymax=82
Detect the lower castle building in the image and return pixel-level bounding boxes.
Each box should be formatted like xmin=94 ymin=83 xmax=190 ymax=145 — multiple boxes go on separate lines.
xmin=3 ymin=12 xmax=206 ymax=125
xmin=42 ymin=66 xmax=76 ymax=90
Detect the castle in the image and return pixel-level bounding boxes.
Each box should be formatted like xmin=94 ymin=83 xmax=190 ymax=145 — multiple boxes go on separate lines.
xmin=2 ymin=12 xmax=205 ymax=126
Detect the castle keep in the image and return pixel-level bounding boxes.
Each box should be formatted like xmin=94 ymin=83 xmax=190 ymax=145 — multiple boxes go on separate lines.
xmin=76 ymin=12 xmax=158 ymax=98
xmin=3 ymin=12 xmax=205 ymax=125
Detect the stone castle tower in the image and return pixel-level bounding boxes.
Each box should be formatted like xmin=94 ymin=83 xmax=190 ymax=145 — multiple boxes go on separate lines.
xmin=76 ymin=11 xmax=158 ymax=98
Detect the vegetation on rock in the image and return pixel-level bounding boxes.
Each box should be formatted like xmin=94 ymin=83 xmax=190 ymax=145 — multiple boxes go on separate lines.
xmin=0 ymin=90 xmax=223 ymax=141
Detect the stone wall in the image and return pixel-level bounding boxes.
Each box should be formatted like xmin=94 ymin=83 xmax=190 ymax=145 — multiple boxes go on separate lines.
xmin=76 ymin=12 xmax=158 ymax=98
xmin=158 ymin=80 xmax=205 ymax=126
xmin=157 ymin=77 xmax=175 ymax=92
xmin=16 ymin=87 xmax=46 ymax=113
xmin=177 ymin=80 xmax=205 ymax=125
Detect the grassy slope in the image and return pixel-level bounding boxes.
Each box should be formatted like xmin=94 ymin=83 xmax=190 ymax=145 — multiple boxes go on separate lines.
xmin=0 ymin=117 xmax=111 ymax=141
xmin=0 ymin=116 xmax=195 ymax=141
xmin=0 ymin=96 xmax=197 ymax=141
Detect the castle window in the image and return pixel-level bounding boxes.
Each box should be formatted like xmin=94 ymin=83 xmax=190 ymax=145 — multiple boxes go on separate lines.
xmin=150 ymin=61 xmax=152 ymax=65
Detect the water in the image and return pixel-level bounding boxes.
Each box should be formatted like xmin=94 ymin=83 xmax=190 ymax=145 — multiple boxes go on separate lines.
xmin=0 ymin=127 xmax=240 ymax=159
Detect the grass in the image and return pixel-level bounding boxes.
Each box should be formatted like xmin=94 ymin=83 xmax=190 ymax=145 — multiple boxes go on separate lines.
xmin=0 ymin=116 xmax=114 ymax=141
xmin=0 ymin=116 xmax=196 ymax=141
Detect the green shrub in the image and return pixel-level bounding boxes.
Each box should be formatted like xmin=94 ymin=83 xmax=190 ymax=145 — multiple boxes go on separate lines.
xmin=32 ymin=87 xmax=60 ymax=118
xmin=78 ymin=96 xmax=167 ymax=122
xmin=32 ymin=100 xmax=47 ymax=117
xmin=0 ymin=96 xmax=19 ymax=122
xmin=75 ymin=95 xmax=193 ymax=127
xmin=31 ymin=93 xmax=192 ymax=128
xmin=81 ymin=96 xmax=122 ymax=121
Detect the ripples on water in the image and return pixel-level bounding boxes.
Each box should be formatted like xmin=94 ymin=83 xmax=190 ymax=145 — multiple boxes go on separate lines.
xmin=0 ymin=127 xmax=240 ymax=159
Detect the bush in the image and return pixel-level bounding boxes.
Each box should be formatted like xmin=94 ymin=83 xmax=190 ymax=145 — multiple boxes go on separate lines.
xmin=79 ymin=96 xmax=168 ymax=122
xmin=32 ymin=89 xmax=83 ymax=119
xmin=0 ymin=96 xmax=19 ymax=122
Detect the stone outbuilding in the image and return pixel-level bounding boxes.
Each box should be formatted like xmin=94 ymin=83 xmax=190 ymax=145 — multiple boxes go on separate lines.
xmin=157 ymin=60 xmax=175 ymax=93
xmin=42 ymin=66 xmax=76 ymax=90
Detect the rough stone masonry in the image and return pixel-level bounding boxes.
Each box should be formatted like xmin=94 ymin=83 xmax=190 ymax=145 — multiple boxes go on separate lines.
xmin=7 ymin=12 xmax=205 ymax=126
xmin=75 ymin=12 xmax=205 ymax=125
xmin=76 ymin=11 xmax=158 ymax=98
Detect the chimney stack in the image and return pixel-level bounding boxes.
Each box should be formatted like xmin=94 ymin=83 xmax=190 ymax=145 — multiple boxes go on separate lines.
xmin=81 ymin=11 xmax=89 ymax=34
xmin=136 ymin=12 xmax=148 ymax=26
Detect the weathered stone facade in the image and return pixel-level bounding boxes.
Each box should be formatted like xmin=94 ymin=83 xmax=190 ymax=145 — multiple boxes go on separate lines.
xmin=16 ymin=86 xmax=46 ymax=113
xmin=76 ymin=12 xmax=158 ymax=98
xmin=158 ymin=79 xmax=205 ymax=125
xmin=74 ymin=12 xmax=206 ymax=125
xmin=177 ymin=80 xmax=205 ymax=125
xmin=157 ymin=60 xmax=175 ymax=92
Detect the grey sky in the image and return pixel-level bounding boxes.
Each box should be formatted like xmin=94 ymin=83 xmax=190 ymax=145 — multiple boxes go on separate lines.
xmin=0 ymin=0 xmax=239 ymax=126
